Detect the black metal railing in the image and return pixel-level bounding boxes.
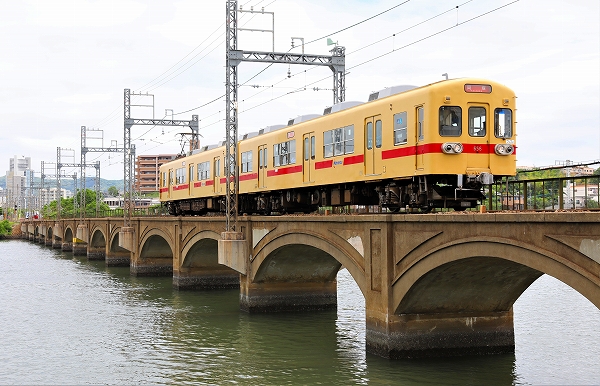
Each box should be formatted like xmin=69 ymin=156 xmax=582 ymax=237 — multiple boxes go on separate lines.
xmin=487 ymin=175 xmax=600 ymax=211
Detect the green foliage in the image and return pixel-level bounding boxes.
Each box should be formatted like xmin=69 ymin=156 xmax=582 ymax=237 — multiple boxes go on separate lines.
xmin=41 ymin=189 xmax=110 ymax=219
xmin=108 ymin=186 xmax=119 ymax=196
xmin=0 ymin=220 xmax=13 ymax=236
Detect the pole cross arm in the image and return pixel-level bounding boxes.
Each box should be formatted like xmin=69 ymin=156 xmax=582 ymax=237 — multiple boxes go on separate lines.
xmin=230 ymin=50 xmax=345 ymax=72
xmin=125 ymin=115 xmax=199 ymax=129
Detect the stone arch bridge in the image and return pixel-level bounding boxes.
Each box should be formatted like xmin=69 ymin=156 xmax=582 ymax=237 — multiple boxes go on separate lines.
xmin=22 ymin=212 xmax=600 ymax=359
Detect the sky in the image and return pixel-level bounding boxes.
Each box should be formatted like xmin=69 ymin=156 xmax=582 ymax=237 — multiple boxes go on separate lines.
xmin=0 ymin=0 xmax=598 ymax=180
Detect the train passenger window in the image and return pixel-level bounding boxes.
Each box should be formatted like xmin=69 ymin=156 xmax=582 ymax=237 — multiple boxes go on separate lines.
xmin=375 ymin=120 xmax=382 ymax=148
xmin=189 ymin=165 xmax=194 ymax=182
xmin=215 ymin=159 xmax=220 ymax=177
xmin=162 ymin=172 xmax=167 ymax=187
xmin=311 ymin=136 xmax=316 ymax=159
xmin=273 ymin=139 xmax=296 ymax=166
xmin=418 ymin=107 xmax=425 ymax=140
xmin=323 ymin=131 xmax=334 ymax=157
xmin=439 ymin=106 xmax=461 ymax=136
xmin=304 ymin=138 xmax=309 ymax=161
xmin=344 ymin=125 xmax=354 ymax=154
xmin=334 ymin=128 xmax=343 ymax=156
xmin=241 ymin=151 xmax=252 ymax=173
xmin=259 ymin=148 xmax=264 ymax=168
xmin=169 ymin=170 xmax=173 ymax=184
xmin=468 ymin=107 xmax=486 ymax=137
xmin=263 ymin=148 xmax=268 ymax=167
xmin=198 ymin=161 xmax=210 ymax=180
xmin=393 ymin=112 xmax=407 ymax=145
xmin=495 ymin=108 xmax=512 ymax=138
xmin=176 ymin=168 xmax=186 ymax=184
xmin=366 ymin=122 xmax=373 ymax=150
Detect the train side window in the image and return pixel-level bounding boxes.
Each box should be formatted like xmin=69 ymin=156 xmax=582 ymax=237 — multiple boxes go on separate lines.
xmin=418 ymin=107 xmax=425 ymax=140
xmin=311 ymin=136 xmax=316 ymax=160
xmin=375 ymin=120 xmax=382 ymax=148
xmin=273 ymin=140 xmax=296 ymax=166
xmin=468 ymin=107 xmax=486 ymax=137
xmin=162 ymin=172 xmax=167 ymax=187
xmin=323 ymin=131 xmax=334 ymax=158
xmin=169 ymin=170 xmax=173 ymax=184
xmin=393 ymin=112 xmax=407 ymax=145
xmin=495 ymin=108 xmax=513 ymax=138
xmin=344 ymin=125 xmax=354 ymax=154
xmin=263 ymin=148 xmax=268 ymax=168
xmin=241 ymin=151 xmax=252 ymax=173
xmin=304 ymin=137 xmax=309 ymax=161
xmin=214 ymin=159 xmax=220 ymax=177
xmin=259 ymin=148 xmax=264 ymax=169
xmin=333 ymin=128 xmax=343 ymax=156
xmin=198 ymin=161 xmax=210 ymax=180
xmin=439 ymin=106 xmax=461 ymax=136
xmin=189 ymin=165 xmax=194 ymax=182
xmin=366 ymin=121 xmax=373 ymax=149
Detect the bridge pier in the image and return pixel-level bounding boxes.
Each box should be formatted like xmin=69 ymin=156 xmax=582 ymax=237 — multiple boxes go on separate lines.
xmin=239 ymin=279 xmax=337 ymax=312
xmin=106 ymin=251 xmax=130 ymax=267
xmin=366 ymin=310 xmax=515 ymax=359
xmin=173 ymin=268 xmax=240 ymax=290
xmin=87 ymin=246 xmax=105 ymax=261
xmin=72 ymin=242 xmax=87 ymax=256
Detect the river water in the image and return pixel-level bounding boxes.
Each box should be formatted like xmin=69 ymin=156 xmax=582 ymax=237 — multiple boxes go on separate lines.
xmin=0 ymin=239 xmax=598 ymax=385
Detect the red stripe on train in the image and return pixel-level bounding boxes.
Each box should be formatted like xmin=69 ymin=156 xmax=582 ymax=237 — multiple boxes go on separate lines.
xmin=267 ymin=165 xmax=303 ymax=177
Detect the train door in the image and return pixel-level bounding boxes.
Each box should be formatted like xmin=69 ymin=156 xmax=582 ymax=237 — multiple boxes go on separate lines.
xmin=188 ymin=163 xmax=194 ymax=195
xmin=167 ymin=169 xmax=173 ymax=199
xmin=416 ymin=106 xmax=425 ymax=170
xmin=303 ymin=133 xmax=315 ymax=183
xmin=258 ymin=144 xmax=268 ymax=189
xmin=467 ymin=103 xmax=490 ymax=170
xmin=364 ymin=115 xmax=382 ymax=175
xmin=213 ymin=157 xmax=221 ymax=194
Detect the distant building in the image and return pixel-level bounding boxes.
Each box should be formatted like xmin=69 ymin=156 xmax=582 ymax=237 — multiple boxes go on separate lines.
xmin=135 ymin=154 xmax=175 ymax=193
xmin=40 ymin=187 xmax=73 ymax=206
xmin=5 ymin=155 xmax=32 ymax=210
xmin=564 ymin=183 xmax=599 ymax=208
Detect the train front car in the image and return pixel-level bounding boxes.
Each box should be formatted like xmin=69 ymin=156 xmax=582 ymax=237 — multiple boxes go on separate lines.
xmin=402 ymin=78 xmax=516 ymax=211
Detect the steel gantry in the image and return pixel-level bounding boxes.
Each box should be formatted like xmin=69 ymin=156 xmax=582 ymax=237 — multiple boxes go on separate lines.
xmin=225 ymin=0 xmax=346 ymax=231
xmin=123 ymin=88 xmax=199 ymax=226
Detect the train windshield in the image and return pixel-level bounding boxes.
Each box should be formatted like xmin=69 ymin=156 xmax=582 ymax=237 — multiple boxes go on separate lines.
xmin=439 ymin=106 xmax=462 ymax=136
xmin=495 ymin=108 xmax=513 ymax=138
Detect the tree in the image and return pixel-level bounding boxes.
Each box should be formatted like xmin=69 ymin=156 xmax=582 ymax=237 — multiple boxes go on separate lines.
xmin=41 ymin=189 xmax=110 ymax=218
xmin=108 ymin=186 xmax=119 ymax=197
xmin=0 ymin=220 xmax=13 ymax=237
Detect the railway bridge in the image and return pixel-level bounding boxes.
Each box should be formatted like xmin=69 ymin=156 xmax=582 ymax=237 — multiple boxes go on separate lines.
xmin=21 ymin=212 xmax=600 ymax=359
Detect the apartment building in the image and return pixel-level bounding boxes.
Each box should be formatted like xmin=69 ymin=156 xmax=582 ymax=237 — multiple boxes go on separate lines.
xmin=134 ymin=154 xmax=175 ymax=193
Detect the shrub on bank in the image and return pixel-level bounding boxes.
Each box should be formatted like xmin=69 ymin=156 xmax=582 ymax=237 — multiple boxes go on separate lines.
xmin=0 ymin=220 xmax=14 ymax=238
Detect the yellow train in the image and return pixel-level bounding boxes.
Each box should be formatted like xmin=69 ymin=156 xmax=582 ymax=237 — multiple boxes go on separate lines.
xmin=159 ymin=78 xmax=516 ymax=214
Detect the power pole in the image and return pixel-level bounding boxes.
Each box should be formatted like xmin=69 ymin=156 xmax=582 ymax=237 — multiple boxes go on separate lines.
xmin=122 ymin=89 xmax=199 ymax=227
xmin=224 ymin=0 xmax=346 ymax=231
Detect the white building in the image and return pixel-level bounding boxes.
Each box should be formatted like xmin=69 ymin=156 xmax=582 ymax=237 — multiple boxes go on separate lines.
xmin=40 ymin=187 xmax=73 ymax=206
xmin=564 ymin=183 xmax=599 ymax=208
xmin=5 ymin=155 xmax=32 ymax=210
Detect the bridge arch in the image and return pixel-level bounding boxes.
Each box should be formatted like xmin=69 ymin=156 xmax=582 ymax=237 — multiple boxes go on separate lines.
xmin=393 ymin=237 xmax=600 ymax=314
xmin=139 ymin=229 xmax=173 ymax=259
xmin=90 ymin=227 xmax=106 ymax=249
xmin=64 ymin=226 xmax=74 ymax=242
xmin=181 ymin=230 xmax=221 ymax=267
xmin=252 ymin=229 xmax=367 ymax=296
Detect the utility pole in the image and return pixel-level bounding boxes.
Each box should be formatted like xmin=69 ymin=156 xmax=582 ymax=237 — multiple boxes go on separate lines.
xmin=122 ymin=89 xmax=199 ymax=227
xmin=224 ymin=0 xmax=346 ymax=231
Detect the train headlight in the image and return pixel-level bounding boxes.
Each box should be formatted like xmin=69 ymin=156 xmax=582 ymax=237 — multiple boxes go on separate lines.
xmin=442 ymin=142 xmax=463 ymax=154
xmin=495 ymin=144 xmax=515 ymax=155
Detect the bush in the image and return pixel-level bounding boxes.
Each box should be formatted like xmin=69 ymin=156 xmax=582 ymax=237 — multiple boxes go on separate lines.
xmin=0 ymin=220 xmax=13 ymax=237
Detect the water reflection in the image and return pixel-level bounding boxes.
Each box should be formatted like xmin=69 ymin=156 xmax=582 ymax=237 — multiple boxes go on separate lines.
xmin=0 ymin=240 xmax=598 ymax=385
